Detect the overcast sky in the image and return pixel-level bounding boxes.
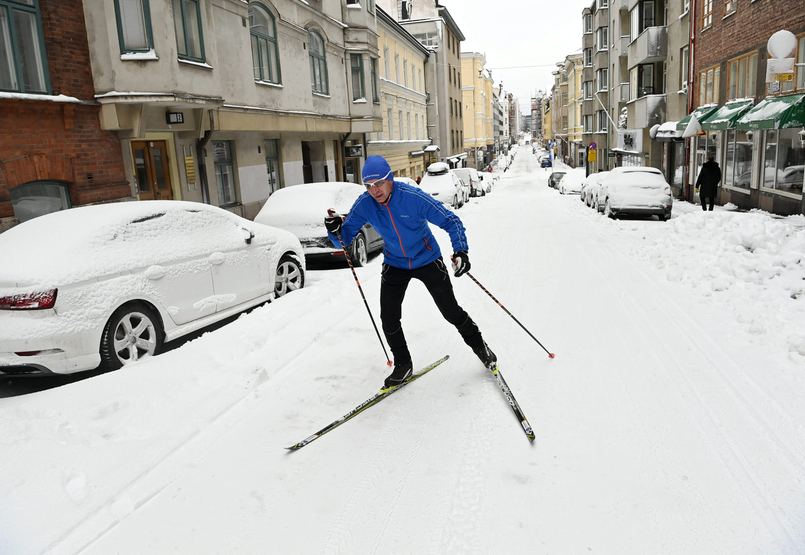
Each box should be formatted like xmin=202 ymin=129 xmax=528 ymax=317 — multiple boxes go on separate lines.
xmin=452 ymin=0 xmax=591 ymax=101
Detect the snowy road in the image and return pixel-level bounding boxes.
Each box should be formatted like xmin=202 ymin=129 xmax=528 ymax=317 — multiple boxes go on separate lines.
xmin=3 ymin=148 xmax=805 ymax=554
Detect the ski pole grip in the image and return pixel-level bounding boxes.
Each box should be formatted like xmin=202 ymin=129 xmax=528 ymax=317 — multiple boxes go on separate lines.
xmin=327 ymin=208 xmax=335 ymax=216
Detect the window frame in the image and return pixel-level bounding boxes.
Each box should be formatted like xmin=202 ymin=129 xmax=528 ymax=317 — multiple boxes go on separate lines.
xmin=583 ymin=14 xmax=593 ymax=34
xmin=723 ymin=0 xmax=736 ymax=16
xmin=264 ymin=139 xmax=281 ymax=195
xmin=350 ymin=53 xmax=364 ymax=101
xmin=698 ymin=64 xmax=720 ymax=105
xmin=114 ymin=0 xmax=154 ymax=54
xmin=583 ymin=48 xmax=593 ymax=67
xmin=0 ymin=0 xmax=50 ymax=94
xmin=249 ymin=3 xmax=280 ymax=85
xmin=596 ymin=68 xmax=608 ymax=91
xmin=308 ymin=28 xmax=329 ymax=95
xmin=702 ymin=0 xmax=713 ymax=29
xmin=370 ymin=57 xmax=379 ymax=102
xmin=727 ymin=51 xmax=757 ymax=100
xmin=173 ymin=0 xmax=205 ymax=62
xmin=596 ymin=26 xmax=608 ymax=52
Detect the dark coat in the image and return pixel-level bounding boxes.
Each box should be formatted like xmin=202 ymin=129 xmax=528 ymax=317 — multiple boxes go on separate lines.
xmin=696 ymin=160 xmax=722 ymax=197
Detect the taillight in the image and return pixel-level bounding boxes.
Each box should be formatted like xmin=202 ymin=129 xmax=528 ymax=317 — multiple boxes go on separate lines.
xmin=0 ymin=289 xmax=58 ymax=310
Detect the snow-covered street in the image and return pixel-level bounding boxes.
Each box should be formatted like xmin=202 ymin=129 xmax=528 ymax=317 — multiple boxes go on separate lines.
xmin=3 ymin=150 xmax=805 ymax=555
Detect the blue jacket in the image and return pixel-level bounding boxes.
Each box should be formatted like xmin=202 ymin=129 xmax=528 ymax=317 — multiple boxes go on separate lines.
xmin=329 ymin=180 xmax=468 ymax=270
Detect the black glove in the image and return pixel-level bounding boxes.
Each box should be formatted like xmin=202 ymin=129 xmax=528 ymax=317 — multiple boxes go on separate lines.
xmin=324 ymin=213 xmax=344 ymax=235
xmin=451 ymin=251 xmax=470 ymax=278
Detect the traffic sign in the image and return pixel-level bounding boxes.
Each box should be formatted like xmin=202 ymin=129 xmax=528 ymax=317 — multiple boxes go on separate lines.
xmin=588 ymin=142 xmax=597 ymax=150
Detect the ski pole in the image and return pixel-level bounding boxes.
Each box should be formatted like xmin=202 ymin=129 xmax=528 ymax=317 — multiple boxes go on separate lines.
xmin=464 ymin=270 xmax=555 ymax=359
xmin=328 ymin=209 xmax=392 ymax=367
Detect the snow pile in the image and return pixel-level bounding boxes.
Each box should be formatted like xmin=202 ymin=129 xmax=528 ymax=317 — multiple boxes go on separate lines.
xmin=639 ymin=210 xmax=805 ymax=361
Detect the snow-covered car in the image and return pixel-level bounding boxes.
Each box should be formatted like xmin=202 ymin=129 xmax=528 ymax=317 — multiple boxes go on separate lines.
xmin=598 ymin=166 xmax=673 ymax=221
xmin=453 ymin=168 xmax=487 ymax=197
xmin=418 ymin=162 xmax=466 ymax=208
xmin=397 ymin=177 xmax=419 ymax=188
xmin=0 ymin=201 xmax=305 ymax=376
xmin=559 ymin=168 xmax=586 ymax=195
xmin=255 ymin=182 xmax=383 ymax=267
xmin=582 ymin=171 xmax=610 ymax=209
xmin=548 ymin=171 xmax=565 ymax=188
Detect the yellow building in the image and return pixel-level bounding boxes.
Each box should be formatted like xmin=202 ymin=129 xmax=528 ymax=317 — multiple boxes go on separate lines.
xmin=366 ymin=9 xmax=430 ymax=179
xmin=461 ymin=52 xmax=494 ymax=169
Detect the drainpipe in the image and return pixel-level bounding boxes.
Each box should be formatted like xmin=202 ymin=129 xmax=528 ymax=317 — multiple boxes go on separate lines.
xmin=685 ymin=0 xmax=696 ymax=202
xmin=196 ymin=109 xmax=215 ymax=205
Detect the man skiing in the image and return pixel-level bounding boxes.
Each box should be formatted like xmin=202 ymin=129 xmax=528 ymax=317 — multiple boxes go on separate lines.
xmin=325 ymin=155 xmax=496 ymax=390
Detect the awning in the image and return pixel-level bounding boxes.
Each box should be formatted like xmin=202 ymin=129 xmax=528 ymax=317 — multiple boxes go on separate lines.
xmin=653 ymin=121 xmax=683 ymax=141
xmin=736 ymin=93 xmax=805 ymax=130
xmin=701 ymin=99 xmax=755 ymax=130
xmin=676 ymin=104 xmax=719 ymax=131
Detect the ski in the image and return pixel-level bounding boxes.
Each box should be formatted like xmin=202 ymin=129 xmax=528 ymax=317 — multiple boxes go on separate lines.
xmin=285 ymin=355 xmax=449 ymax=451
xmin=487 ymin=363 xmax=535 ymax=442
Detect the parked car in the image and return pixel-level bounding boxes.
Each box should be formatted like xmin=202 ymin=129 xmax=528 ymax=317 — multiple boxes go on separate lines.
xmin=559 ymin=168 xmax=587 ymax=195
xmin=397 ymin=177 xmax=419 ymax=188
xmin=597 ymin=166 xmax=673 ymax=220
xmin=255 ymin=182 xmax=384 ymax=267
xmin=418 ymin=162 xmax=466 ymax=208
xmin=0 ymin=201 xmax=305 ymax=376
xmin=453 ymin=168 xmax=487 ymax=197
xmin=540 ymin=158 xmax=552 ymax=168
xmin=548 ymin=171 xmax=566 ymax=188
xmin=583 ymin=171 xmax=611 ymax=209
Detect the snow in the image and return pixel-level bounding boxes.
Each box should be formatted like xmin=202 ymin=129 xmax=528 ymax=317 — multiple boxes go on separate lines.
xmin=3 ymin=154 xmax=805 ymax=554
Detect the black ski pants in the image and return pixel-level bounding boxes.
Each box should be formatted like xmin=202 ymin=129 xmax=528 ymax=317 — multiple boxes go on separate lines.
xmin=380 ymin=258 xmax=483 ymax=364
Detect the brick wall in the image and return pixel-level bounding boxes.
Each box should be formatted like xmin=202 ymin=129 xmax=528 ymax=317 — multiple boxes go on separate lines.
xmin=692 ymin=0 xmax=805 ymax=109
xmin=0 ymin=0 xmax=129 ymax=225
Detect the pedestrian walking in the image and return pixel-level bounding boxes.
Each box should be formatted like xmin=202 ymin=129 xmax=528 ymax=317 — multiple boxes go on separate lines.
xmin=324 ymin=155 xmax=496 ymax=390
xmin=696 ymin=155 xmax=721 ymax=211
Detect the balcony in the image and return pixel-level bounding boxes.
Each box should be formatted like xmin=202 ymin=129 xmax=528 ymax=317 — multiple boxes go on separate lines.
xmin=631 ymin=93 xmax=666 ymax=128
xmin=627 ymin=26 xmax=667 ymax=68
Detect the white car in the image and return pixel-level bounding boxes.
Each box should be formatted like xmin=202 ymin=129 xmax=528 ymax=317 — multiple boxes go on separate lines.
xmin=0 ymin=201 xmax=305 ymax=375
xmin=598 ymin=166 xmax=673 ymax=221
xmin=582 ymin=171 xmax=610 ymax=209
xmin=453 ymin=168 xmax=488 ymax=197
xmin=255 ymin=182 xmax=384 ymax=267
xmin=418 ymin=162 xmax=466 ymax=208
xmin=559 ymin=168 xmax=587 ymax=195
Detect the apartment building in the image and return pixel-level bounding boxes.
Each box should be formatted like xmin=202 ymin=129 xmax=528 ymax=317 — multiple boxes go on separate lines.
xmin=83 ymin=0 xmax=382 ymax=220
xmin=367 ymin=6 xmax=430 ymax=179
xmin=0 ymin=0 xmax=130 ymax=232
xmin=582 ymin=0 xmax=611 ymax=172
xmin=461 ymin=53 xmax=495 ymax=169
xmin=686 ymin=0 xmax=805 ymax=216
xmin=378 ymin=0 xmax=467 ymax=166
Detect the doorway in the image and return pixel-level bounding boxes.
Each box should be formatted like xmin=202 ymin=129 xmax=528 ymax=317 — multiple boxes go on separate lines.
xmin=132 ymin=140 xmax=174 ymax=200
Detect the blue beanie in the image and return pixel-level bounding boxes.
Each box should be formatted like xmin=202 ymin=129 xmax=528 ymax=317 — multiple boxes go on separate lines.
xmin=362 ymin=155 xmax=393 ymax=183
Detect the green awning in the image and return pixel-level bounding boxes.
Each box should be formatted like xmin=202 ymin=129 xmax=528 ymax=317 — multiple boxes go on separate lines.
xmin=700 ymin=99 xmax=755 ymax=130
xmin=736 ymin=93 xmax=805 ymax=130
xmin=676 ymin=104 xmax=719 ymax=131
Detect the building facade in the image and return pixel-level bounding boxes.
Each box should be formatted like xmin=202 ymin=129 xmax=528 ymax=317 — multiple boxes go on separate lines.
xmin=367 ymin=6 xmax=430 ymax=179
xmin=461 ymin=53 xmax=494 ymax=169
xmin=0 ymin=0 xmax=130 ymax=232
xmin=582 ymin=1 xmax=610 ymax=173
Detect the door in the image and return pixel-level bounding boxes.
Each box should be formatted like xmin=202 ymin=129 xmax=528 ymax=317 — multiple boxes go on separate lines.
xmin=132 ymin=141 xmax=174 ymax=200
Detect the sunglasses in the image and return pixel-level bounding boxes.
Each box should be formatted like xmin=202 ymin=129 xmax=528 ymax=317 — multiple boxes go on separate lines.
xmin=364 ymin=180 xmax=387 ymax=189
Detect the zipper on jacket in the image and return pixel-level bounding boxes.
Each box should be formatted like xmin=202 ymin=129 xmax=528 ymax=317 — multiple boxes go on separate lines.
xmin=423 ymin=238 xmax=433 ymax=251
xmin=383 ymin=203 xmax=411 ymax=269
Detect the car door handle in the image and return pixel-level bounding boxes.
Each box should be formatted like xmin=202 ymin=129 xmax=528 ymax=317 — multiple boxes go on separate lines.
xmin=209 ymin=252 xmax=225 ymax=265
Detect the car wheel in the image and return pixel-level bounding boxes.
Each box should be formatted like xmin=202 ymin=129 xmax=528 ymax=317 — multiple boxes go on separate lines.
xmin=99 ymin=302 xmax=163 ymax=370
xmin=604 ymin=199 xmax=616 ymax=219
xmin=453 ymin=195 xmax=459 ymax=208
xmin=350 ymin=233 xmax=369 ymax=267
xmin=275 ymin=254 xmax=305 ymax=297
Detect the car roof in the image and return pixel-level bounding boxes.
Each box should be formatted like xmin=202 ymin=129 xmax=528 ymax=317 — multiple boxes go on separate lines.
xmin=427 ymin=162 xmax=450 ymax=174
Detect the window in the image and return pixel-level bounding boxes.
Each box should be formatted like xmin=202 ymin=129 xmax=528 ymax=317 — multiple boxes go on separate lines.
xmin=724 ymin=0 xmax=736 ymax=16
xmin=413 ymin=31 xmax=438 ymax=48
xmin=399 ymin=110 xmax=404 ymax=139
xmin=702 ymin=0 xmax=713 ymax=28
xmin=727 ymin=51 xmax=757 ymax=99
xmin=370 ymin=57 xmax=379 ymax=102
xmin=249 ymin=5 xmax=280 ymax=84
xmin=403 ymin=59 xmax=408 ymax=87
xmin=583 ymin=80 xmax=593 ymax=100
xmin=415 ymin=114 xmax=419 ymax=138
xmin=450 ymin=96 xmax=453 ymax=116
xmin=418 ymin=67 xmax=422 ymax=91
xmin=683 ymin=0 xmax=690 ymax=13
xmin=264 ymin=139 xmax=281 ymax=195
xmin=0 ymin=0 xmax=48 ymax=93
xmin=583 ymin=48 xmax=593 ymax=67
xmin=346 ymin=0 xmax=359 ymax=3
xmin=173 ymin=0 xmax=204 ymax=61
xmin=387 ymin=108 xmax=393 ymax=139
xmin=213 ymin=141 xmax=237 ymax=206
xmin=366 ymin=0 xmax=374 ymax=12
xmin=596 ymin=68 xmax=608 ymax=91
xmin=597 ymin=27 xmax=608 ymax=51
xmin=400 ymin=0 xmax=412 ymax=20
xmin=383 ymin=46 xmax=390 ymax=78
xmin=598 ymin=0 xmax=608 ymax=7
xmin=350 ymin=54 xmax=364 ymax=100
xmin=115 ymin=0 xmax=153 ymax=53
xmin=583 ymin=114 xmax=593 ymax=133
xmin=583 ymin=14 xmax=593 ymax=34
xmin=681 ymin=46 xmax=689 ymax=90
xmin=722 ymin=130 xmax=752 ymax=190
xmin=395 ymin=53 xmax=399 ymax=83
xmin=797 ymin=35 xmax=805 ymax=91
xmin=411 ymin=65 xmax=416 ymax=91
xmin=762 ymin=129 xmax=804 ymax=195
xmin=308 ymin=29 xmax=328 ymax=94
xmin=631 ymin=63 xmax=654 ymax=98
xmin=699 ymin=65 xmax=719 ymax=104
xmin=406 ymin=112 xmax=411 ymax=138
xmin=597 ymin=110 xmax=608 ymax=131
